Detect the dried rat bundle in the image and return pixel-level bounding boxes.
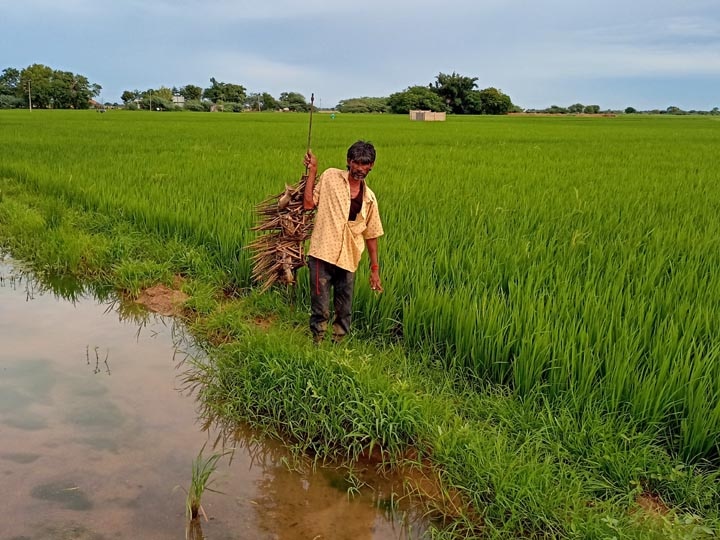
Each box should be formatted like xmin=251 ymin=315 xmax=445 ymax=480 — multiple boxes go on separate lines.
xmin=247 ymin=176 xmax=314 ymax=292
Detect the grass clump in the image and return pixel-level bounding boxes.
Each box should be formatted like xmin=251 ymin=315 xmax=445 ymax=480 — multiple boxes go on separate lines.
xmin=183 ymin=326 xmax=720 ymax=538
xmin=184 ymin=445 xmax=225 ymax=522
xmin=113 ymin=259 xmax=173 ymax=296
xmin=187 ymin=331 xmax=429 ymax=463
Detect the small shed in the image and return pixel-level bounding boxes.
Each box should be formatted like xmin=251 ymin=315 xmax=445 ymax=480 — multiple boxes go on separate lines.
xmin=409 ymin=110 xmax=446 ymax=121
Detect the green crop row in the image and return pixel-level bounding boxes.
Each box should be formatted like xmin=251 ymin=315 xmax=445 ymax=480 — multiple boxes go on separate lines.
xmin=1 ymin=110 xmax=718 ymax=461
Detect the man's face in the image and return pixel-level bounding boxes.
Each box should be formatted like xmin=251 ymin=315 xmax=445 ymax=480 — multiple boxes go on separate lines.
xmin=347 ymin=160 xmax=374 ymax=181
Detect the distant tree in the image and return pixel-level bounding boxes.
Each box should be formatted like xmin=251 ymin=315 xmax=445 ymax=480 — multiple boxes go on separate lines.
xmin=337 ymin=97 xmax=388 ymax=113
xmin=48 ymin=70 xmax=73 ymax=108
xmin=278 ymin=91 xmax=309 ymax=111
xmin=203 ymin=77 xmax=223 ymax=102
xmin=16 ymin=64 xmax=100 ymax=109
xmin=711 ymin=107 xmax=719 ymax=116
xmin=225 ymin=84 xmax=247 ymax=103
xmin=387 ymin=86 xmax=447 ymax=114
xmin=666 ymin=106 xmax=683 ymax=115
xmin=51 ymin=71 xmax=88 ymax=109
xmin=625 ymin=106 xmax=637 ymax=114
xmin=184 ymin=99 xmax=210 ymax=112
xmin=135 ymin=87 xmax=175 ymax=109
xmin=121 ymin=90 xmax=140 ymax=104
xmin=467 ymin=87 xmax=513 ymax=115
xmin=0 ymin=67 xmax=20 ymax=96
xmin=544 ymin=105 xmax=569 ymax=114
xmin=63 ymin=72 xmax=100 ymax=109
xmin=260 ymin=92 xmax=278 ymax=111
xmin=568 ymin=103 xmax=584 ymax=113
xmin=245 ymin=92 xmax=263 ymax=111
xmin=203 ymin=77 xmax=247 ymax=104
xmin=140 ymin=94 xmax=173 ymax=111
xmin=583 ymin=104 xmax=600 ymax=114
xmin=0 ymin=94 xmax=23 ymax=108
xmin=431 ymin=71 xmax=478 ymax=114
xmin=243 ymin=92 xmax=279 ymax=111
xmin=179 ymin=84 xmax=202 ymax=101
xmin=223 ymin=102 xmax=243 ymax=113
xmin=19 ymin=64 xmax=53 ymax=108
xmin=152 ymin=86 xmax=174 ymax=102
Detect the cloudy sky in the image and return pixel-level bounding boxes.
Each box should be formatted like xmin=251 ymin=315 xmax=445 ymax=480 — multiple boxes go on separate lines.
xmin=2 ymin=0 xmax=719 ymax=110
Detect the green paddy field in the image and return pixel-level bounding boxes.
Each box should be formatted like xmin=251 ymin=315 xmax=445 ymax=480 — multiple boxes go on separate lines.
xmin=1 ymin=110 xmax=719 ymax=538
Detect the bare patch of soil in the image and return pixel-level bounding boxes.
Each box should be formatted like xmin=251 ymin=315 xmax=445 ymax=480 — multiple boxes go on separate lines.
xmin=252 ymin=315 xmax=275 ymax=330
xmin=636 ymin=492 xmax=670 ymax=517
xmin=135 ymin=283 xmax=189 ymax=317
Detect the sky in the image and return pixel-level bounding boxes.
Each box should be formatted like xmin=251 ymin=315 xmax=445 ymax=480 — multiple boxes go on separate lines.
xmin=1 ymin=0 xmax=719 ymax=110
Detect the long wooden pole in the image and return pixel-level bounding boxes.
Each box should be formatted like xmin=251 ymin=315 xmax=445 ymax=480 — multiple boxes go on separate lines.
xmin=305 ymin=93 xmax=314 ymax=174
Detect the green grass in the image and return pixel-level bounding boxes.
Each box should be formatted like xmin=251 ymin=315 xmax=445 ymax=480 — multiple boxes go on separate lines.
xmin=185 ymin=445 xmax=224 ymax=522
xmin=183 ymin=324 xmax=720 ymax=539
xmin=1 ymin=110 xmax=720 ymax=537
xmin=2 ymin=110 xmax=718 ymax=460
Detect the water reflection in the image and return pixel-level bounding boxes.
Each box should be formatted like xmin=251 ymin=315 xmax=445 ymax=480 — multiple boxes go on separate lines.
xmin=86 ymin=345 xmax=111 ymax=375
xmin=195 ymin=417 xmax=424 ymax=540
xmin=0 ymin=255 xmax=428 ymax=540
xmin=0 ymin=254 xmax=160 ymax=328
xmin=0 ymin=256 xmax=102 ymax=303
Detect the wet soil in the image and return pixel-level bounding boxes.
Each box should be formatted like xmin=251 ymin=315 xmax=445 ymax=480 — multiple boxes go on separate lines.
xmin=134 ymin=281 xmax=189 ymax=317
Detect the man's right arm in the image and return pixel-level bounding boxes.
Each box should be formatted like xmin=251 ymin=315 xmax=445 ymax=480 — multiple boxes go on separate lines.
xmin=303 ymin=150 xmax=318 ymax=210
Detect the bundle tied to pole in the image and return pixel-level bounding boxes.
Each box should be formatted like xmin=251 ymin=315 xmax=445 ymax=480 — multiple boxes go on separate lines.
xmin=248 ymin=93 xmax=316 ymax=293
xmin=247 ymin=178 xmax=315 ymax=292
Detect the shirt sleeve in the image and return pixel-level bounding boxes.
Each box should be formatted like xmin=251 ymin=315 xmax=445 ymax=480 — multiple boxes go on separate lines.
xmin=363 ymin=199 xmax=384 ymax=239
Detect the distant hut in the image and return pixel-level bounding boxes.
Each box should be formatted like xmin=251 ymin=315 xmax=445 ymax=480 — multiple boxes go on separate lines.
xmin=409 ymin=110 xmax=446 ymax=121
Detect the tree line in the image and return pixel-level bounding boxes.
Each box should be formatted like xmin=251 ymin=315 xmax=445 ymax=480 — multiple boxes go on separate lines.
xmin=1 ymin=64 xmax=513 ymax=115
xmin=4 ymin=63 xmax=717 ymax=116
xmin=525 ymin=104 xmax=720 ymax=115
xmin=123 ymin=71 xmax=515 ymax=115
xmin=0 ymin=64 xmax=313 ymax=112
xmin=338 ymin=72 xmax=516 ymax=115
xmin=120 ymin=80 xmax=311 ymax=113
xmin=117 ymin=71 xmax=517 ymax=116
xmin=1 ymin=64 xmax=101 ymax=109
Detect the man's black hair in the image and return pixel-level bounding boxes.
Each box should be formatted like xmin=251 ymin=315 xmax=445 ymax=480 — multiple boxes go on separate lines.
xmin=346 ymin=140 xmax=376 ymax=164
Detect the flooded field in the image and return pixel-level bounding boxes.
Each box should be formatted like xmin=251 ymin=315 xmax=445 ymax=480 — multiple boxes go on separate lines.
xmin=0 ymin=255 xmax=425 ymax=539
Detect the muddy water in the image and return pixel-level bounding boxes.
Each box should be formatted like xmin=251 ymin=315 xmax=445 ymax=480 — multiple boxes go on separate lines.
xmin=0 ymin=256 xmax=426 ymax=540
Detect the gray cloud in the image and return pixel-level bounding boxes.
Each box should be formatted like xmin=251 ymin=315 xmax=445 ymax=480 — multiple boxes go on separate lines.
xmin=2 ymin=0 xmax=719 ymax=108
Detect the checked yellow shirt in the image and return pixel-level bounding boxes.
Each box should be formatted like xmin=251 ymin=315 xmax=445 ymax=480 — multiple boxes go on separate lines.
xmin=308 ymin=168 xmax=384 ymax=272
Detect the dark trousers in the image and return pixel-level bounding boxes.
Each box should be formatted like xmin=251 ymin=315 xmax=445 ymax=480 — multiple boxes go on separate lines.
xmin=308 ymin=256 xmax=355 ymax=341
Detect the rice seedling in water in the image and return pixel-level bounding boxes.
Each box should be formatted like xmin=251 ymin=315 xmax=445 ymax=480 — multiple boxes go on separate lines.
xmin=184 ymin=445 xmax=225 ymax=524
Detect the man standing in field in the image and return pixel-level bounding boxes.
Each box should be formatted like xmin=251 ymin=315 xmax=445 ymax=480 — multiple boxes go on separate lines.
xmin=303 ymin=140 xmax=384 ymax=344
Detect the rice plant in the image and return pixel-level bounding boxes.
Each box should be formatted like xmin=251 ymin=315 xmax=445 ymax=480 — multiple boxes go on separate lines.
xmin=185 ymin=445 xmax=225 ymax=523
xmin=2 ymin=110 xmax=720 ymax=461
